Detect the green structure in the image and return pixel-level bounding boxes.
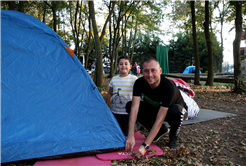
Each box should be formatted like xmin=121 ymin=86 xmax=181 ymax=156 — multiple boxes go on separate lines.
xmin=156 ymin=45 xmax=169 ymax=73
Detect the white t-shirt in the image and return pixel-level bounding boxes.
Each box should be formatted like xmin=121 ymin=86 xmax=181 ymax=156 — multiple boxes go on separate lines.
xmin=109 ymin=74 xmax=138 ymax=114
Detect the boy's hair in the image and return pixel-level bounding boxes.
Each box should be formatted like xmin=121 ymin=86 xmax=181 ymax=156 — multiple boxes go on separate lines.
xmin=117 ymin=56 xmax=131 ymax=64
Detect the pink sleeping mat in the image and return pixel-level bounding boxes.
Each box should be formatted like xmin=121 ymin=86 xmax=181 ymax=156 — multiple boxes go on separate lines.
xmin=34 ymin=156 xmax=111 ymax=166
xmin=96 ymin=131 xmax=163 ymax=161
xmin=34 ymin=132 xmax=163 ymax=165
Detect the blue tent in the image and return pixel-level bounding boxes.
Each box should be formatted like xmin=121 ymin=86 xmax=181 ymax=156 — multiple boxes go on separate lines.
xmin=183 ymin=66 xmax=201 ymax=74
xmin=1 ymin=10 xmax=125 ymax=163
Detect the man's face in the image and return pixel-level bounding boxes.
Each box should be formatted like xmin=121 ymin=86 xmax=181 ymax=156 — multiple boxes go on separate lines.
xmin=143 ymin=60 xmax=162 ymax=88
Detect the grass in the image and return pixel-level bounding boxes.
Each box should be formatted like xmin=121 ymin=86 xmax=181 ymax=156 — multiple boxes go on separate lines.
xmin=200 ymin=81 xmax=234 ymax=87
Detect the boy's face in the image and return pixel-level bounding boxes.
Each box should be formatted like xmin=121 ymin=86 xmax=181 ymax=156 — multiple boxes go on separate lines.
xmin=118 ymin=59 xmax=132 ymax=75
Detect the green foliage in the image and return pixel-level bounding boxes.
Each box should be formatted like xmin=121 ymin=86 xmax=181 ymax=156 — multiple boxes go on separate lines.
xmin=125 ymin=31 xmax=163 ymax=68
xmin=168 ymin=33 xmax=193 ymax=73
xmin=168 ymin=32 xmax=222 ymax=73
xmin=241 ymin=54 xmax=246 ymax=61
xmin=168 ymin=1 xmax=206 ymax=33
xmin=1 ymin=1 xmax=9 ymax=10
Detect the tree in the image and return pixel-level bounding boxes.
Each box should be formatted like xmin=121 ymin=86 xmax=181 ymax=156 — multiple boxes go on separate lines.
xmin=89 ymin=1 xmax=103 ymax=87
xmin=168 ymin=33 xmax=193 ymax=73
xmin=18 ymin=1 xmax=24 ymax=13
xmin=190 ymin=1 xmax=200 ymax=85
xmin=214 ymin=0 xmax=228 ymax=73
xmin=89 ymin=1 xmax=115 ymax=87
xmin=204 ymin=1 xmax=214 ymax=86
xmin=69 ymin=1 xmax=88 ymax=62
xmin=168 ymin=32 xmax=221 ymax=74
xmin=3 ymin=1 xmax=28 ymax=13
xmin=232 ymin=1 xmax=246 ymax=92
xmin=44 ymin=1 xmax=58 ymax=32
xmin=131 ymin=31 xmax=163 ymax=68
xmin=8 ymin=1 xmax=15 ymax=10
xmin=109 ymin=1 xmax=140 ymax=77
xmin=168 ymin=1 xmax=204 ymax=83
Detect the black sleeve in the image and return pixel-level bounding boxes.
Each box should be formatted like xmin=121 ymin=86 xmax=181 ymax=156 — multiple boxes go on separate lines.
xmin=133 ymin=78 xmax=142 ymax=97
xmin=160 ymin=78 xmax=176 ymax=108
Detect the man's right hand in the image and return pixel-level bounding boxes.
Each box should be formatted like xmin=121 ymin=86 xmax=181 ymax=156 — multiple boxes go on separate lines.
xmin=125 ymin=136 xmax=135 ymax=152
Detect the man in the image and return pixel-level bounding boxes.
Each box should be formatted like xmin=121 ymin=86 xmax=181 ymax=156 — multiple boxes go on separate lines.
xmin=125 ymin=58 xmax=188 ymax=158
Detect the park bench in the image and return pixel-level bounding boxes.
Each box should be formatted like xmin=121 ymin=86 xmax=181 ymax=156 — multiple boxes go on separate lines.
xmin=162 ymin=73 xmax=235 ymax=83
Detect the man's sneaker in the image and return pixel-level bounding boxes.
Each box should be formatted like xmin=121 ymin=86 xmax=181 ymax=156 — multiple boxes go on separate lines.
xmin=168 ymin=135 xmax=179 ymax=150
xmin=153 ymin=125 xmax=170 ymax=143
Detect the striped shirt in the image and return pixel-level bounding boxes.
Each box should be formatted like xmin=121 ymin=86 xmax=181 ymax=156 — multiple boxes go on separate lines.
xmin=109 ymin=74 xmax=138 ymax=114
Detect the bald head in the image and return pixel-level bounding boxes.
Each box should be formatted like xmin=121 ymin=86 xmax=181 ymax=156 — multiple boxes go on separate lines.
xmin=143 ymin=58 xmax=160 ymax=69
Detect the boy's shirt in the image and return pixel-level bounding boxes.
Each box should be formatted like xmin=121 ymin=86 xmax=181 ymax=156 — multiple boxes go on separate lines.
xmin=109 ymin=74 xmax=138 ymax=114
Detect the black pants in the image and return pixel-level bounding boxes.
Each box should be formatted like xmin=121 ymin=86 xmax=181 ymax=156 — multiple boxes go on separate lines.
xmin=126 ymin=101 xmax=187 ymax=137
xmin=113 ymin=113 xmax=129 ymax=136
xmin=113 ymin=113 xmax=142 ymax=136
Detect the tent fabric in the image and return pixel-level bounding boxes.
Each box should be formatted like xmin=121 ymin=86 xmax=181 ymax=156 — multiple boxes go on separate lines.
xmin=183 ymin=66 xmax=201 ymax=74
xmin=183 ymin=66 xmax=195 ymax=73
xmin=1 ymin=10 xmax=125 ymax=163
xmin=156 ymin=46 xmax=169 ymax=74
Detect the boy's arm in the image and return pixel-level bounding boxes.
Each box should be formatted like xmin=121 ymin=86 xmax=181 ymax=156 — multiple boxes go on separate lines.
xmin=106 ymin=87 xmax=113 ymax=107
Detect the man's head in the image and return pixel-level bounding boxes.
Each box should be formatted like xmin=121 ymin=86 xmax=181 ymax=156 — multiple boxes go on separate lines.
xmin=143 ymin=57 xmax=162 ymax=89
xmin=117 ymin=56 xmax=132 ymax=77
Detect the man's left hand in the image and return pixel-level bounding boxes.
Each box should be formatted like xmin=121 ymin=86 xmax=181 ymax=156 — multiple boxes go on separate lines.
xmin=133 ymin=145 xmax=146 ymax=159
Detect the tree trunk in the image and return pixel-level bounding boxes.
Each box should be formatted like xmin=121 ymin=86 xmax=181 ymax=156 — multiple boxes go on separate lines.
xmin=18 ymin=1 xmax=24 ymax=13
xmin=108 ymin=5 xmax=112 ymax=77
xmin=42 ymin=3 xmax=46 ymax=23
xmin=128 ymin=27 xmax=132 ymax=58
xmin=114 ymin=46 xmax=119 ymax=75
xmin=89 ymin=1 xmax=103 ymax=87
xmin=130 ymin=15 xmax=138 ymax=63
xmin=190 ymin=1 xmax=200 ymax=85
xmin=85 ymin=13 xmax=92 ymax=70
xmin=233 ymin=1 xmax=245 ymax=92
xmin=122 ymin=18 xmax=125 ymax=57
xmin=110 ymin=4 xmax=122 ymax=78
xmin=44 ymin=1 xmax=57 ymax=32
xmin=74 ymin=1 xmax=80 ymax=58
xmin=124 ymin=14 xmax=127 ymax=56
xmin=109 ymin=15 xmax=117 ymax=78
xmin=219 ymin=0 xmax=225 ymax=73
xmin=53 ymin=11 xmax=57 ymax=32
xmin=204 ymin=1 xmax=214 ymax=86
xmin=114 ymin=22 xmax=123 ymax=75
xmin=99 ymin=1 xmax=116 ymax=44
xmin=8 ymin=1 xmax=15 ymax=10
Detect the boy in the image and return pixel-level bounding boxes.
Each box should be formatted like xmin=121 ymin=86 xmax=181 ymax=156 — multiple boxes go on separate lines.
xmin=106 ymin=56 xmax=138 ymax=136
